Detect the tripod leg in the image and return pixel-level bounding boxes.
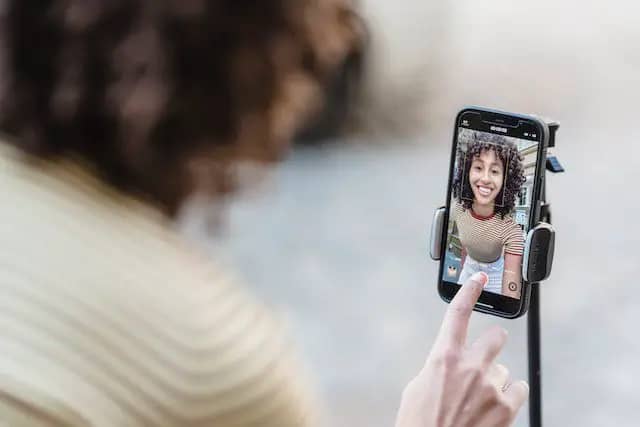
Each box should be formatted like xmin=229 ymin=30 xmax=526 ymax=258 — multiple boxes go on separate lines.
xmin=527 ymin=282 xmax=542 ymax=427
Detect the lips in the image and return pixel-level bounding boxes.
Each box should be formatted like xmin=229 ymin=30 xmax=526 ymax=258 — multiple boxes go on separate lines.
xmin=476 ymin=185 xmax=493 ymax=196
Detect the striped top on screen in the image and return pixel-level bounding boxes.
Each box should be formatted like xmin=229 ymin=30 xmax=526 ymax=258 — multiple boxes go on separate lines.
xmin=451 ymin=201 xmax=525 ymax=263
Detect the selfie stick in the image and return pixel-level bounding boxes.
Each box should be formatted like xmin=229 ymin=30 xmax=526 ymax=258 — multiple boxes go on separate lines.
xmin=429 ymin=117 xmax=564 ymax=427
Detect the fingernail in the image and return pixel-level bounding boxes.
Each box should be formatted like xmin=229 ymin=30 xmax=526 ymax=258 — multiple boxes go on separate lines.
xmin=471 ymin=271 xmax=488 ymax=286
xmin=521 ymin=381 xmax=530 ymax=393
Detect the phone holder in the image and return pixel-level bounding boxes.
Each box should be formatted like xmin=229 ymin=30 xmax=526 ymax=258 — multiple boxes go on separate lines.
xmin=429 ymin=209 xmax=555 ymax=283
xmin=429 ymin=116 xmax=563 ymax=282
xmin=428 ymin=116 xmax=564 ymax=427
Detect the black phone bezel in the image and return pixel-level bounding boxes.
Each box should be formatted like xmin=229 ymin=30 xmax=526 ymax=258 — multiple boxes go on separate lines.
xmin=437 ymin=106 xmax=549 ymax=319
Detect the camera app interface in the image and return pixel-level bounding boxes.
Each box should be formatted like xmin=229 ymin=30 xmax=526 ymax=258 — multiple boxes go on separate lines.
xmin=442 ymin=119 xmax=540 ymax=299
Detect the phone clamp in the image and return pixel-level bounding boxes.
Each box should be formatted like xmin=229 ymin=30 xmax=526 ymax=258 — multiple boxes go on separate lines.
xmin=429 ymin=117 xmax=564 ymax=427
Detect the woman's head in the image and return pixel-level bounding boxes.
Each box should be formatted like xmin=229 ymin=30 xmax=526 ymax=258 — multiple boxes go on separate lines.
xmin=0 ymin=0 xmax=361 ymax=214
xmin=452 ymin=132 xmax=525 ymax=218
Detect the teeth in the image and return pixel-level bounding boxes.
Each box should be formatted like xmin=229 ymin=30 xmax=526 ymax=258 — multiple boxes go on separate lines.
xmin=477 ymin=186 xmax=492 ymax=196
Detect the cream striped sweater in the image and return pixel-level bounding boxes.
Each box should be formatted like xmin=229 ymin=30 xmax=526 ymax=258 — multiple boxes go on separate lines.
xmin=0 ymin=143 xmax=318 ymax=426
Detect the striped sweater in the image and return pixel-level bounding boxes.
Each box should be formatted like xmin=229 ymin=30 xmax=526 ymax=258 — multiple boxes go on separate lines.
xmin=0 ymin=142 xmax=318 ymax=426
xmin=451 ymin=201 xmax=525 ymax=263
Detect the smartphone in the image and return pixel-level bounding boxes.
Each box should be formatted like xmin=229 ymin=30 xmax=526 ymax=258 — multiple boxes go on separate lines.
xmin=437 ymin=106 xmax=549 ymax=318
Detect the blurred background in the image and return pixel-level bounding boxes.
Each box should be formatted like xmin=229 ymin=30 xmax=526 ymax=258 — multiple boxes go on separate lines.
xmin=180 ymin=1 xmax=640 ymax=426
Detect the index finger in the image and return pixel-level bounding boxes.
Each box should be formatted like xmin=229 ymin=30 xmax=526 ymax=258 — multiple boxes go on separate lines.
xmin=436 ymin=271 xmax=487 ymax=349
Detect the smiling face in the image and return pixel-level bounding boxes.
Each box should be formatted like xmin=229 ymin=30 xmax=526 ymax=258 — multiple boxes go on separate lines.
xmin=468 ymin=149 xmax=504 ymax=207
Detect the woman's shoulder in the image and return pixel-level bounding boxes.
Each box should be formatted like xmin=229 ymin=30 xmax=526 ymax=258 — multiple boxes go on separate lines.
xmin=0 ymin=144 xmax=319 ymax=426
xmin=498 ymin=214 xmax=525 ymax=243
xmin=499 ymin=213 xmax=522 ymax=229
xmin=0 ymin=252 xmax=318 ymax=425
xmin=0 ymin=231 xmax=319 ymax=425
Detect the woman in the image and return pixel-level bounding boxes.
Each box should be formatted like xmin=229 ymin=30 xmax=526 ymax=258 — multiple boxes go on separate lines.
xmin=0 ymin=1 xmax=528 ymax=426
xmin=451 ymin=132 xmax=526 ymax=298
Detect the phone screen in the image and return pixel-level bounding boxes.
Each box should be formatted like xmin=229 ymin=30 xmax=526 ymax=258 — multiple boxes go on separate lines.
xmin=439 ymin=109 xmax=545 ymax=316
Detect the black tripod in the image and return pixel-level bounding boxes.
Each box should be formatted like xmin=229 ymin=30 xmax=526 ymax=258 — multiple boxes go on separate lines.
xmin=528 ymin=121 xmax=563 ymax=427
xmin=528 ymin=278 xmax=544 ymax=427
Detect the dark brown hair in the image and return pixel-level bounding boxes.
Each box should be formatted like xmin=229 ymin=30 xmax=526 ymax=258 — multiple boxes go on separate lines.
xmin=452 ymin=132 xmax=526 ymax=218
xmin=0 ymin=0 xmax=361 ymax=214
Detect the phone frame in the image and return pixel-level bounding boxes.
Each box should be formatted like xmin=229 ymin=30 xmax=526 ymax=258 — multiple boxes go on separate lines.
xmin=437 ymin=106 xmax=549 ymax=318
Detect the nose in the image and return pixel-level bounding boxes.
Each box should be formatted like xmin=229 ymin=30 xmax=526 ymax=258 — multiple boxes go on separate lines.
xmin=480 ymin=169 xmax=492 ymax=183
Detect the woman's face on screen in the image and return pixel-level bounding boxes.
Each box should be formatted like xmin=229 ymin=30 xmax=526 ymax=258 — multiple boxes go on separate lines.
xmin=469 ymin=149 xmax=504 ymax=206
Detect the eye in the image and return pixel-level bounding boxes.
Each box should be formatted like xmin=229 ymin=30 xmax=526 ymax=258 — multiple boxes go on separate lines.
xmin=473 ymin=165 xmax=482 ymax=171
xmin=491 ymin=169 xmax=500 ymax=175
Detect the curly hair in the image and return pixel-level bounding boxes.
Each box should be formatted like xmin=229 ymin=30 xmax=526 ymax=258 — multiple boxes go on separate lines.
xmin=452 ymin=131 xmax=526 ymax=218
xmin=0 ymin=0 xmax=362 ymax=214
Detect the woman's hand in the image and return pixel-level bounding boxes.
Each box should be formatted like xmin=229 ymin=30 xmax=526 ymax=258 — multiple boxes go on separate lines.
xmin=395 ymin=272 xmax=529 ymax=427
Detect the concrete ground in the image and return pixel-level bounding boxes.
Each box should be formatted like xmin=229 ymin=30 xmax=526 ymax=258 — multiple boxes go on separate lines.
xmin=182 ymin=1 xmax=640 ymax=425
